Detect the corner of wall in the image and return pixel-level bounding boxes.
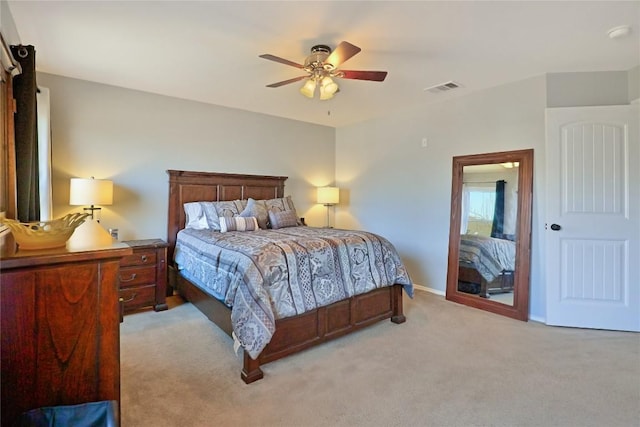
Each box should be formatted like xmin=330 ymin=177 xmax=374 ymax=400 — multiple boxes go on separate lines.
xmin=628 ymin=66 xmax=639 ymax=104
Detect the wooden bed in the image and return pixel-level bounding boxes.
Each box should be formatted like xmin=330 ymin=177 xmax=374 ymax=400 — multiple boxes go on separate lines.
xmin=458 ymin=265 xmax=514 ymax=299
xmin=166 ymin=170 xmax=406 ymax=383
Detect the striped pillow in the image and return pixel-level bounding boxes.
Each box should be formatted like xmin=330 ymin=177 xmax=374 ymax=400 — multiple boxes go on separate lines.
xmin=219 ymin=216 xmax=259 ymax=233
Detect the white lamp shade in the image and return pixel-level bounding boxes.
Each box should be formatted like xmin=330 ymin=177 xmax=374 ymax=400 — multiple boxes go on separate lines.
xmin=70 ymin=178 xmax=113 ymax=206
xmin=300 ymin=78 xmax=317 ymax=98
xmin=317 ymin=187 xmax=340 ymax=205
xmin=321 ymin=76 xmax=338 ymax=94
xmin=319 ymin=87 xmax=335 ymax=100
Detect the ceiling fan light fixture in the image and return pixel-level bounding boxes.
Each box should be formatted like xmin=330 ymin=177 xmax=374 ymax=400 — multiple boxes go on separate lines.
xmin=300 ymin=78 xmax=316 ymax=98
xmin=319 ymin=76 xmax=338 ymax=100
xmin=321 ymin=76 xmax=339 ymax=95
xmin=319 ymin=88 xmax=334 ymax=100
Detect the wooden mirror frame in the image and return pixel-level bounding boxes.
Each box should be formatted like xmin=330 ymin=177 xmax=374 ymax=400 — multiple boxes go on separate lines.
xmin=446 ymin=149 xmax=533 ymax=321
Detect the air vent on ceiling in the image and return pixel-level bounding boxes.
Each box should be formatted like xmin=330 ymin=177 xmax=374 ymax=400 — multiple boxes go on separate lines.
xmin=424 ymin=81 xmax=461 ymax=94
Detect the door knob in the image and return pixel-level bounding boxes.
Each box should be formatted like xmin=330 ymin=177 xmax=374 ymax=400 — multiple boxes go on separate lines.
xmin=550 ymin=224 xmax=561 ymax=231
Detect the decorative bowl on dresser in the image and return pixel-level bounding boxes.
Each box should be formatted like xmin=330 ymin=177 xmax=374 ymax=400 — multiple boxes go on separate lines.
xmin=2 ymin=212 xmax=90 ymax=250
xmin=119 ymin=239 xmax=169 ymax=314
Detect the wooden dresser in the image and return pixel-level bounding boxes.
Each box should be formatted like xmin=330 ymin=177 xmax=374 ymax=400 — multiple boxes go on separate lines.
xmin=120 ymin=239 xmax=168 ymax=314
xmin=0 ymin=227 xmax=132 ymax=426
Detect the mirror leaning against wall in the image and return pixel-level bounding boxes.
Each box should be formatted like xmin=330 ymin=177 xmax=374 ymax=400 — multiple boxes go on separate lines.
xmin=446 ymin=149 xmax=534 ymax=321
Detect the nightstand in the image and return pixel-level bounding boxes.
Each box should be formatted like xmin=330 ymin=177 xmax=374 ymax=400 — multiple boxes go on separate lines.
xmin=120 ymin=239 xmax=168 ymax=313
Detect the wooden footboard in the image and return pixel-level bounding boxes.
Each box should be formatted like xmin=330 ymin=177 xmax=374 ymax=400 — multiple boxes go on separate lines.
xmin=172 ymin=266 xmax=405 ymax=383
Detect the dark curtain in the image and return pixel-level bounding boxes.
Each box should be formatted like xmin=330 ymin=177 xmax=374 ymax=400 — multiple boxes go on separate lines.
xmin=11 ymin=44 xmax=39 ymax=222
xmin=491 ymin=180 xmax=505 ymax=238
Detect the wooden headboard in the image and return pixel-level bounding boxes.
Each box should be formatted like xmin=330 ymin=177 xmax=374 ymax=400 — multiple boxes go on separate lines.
xmin=166 ymin=170 xmax=287 ymax=262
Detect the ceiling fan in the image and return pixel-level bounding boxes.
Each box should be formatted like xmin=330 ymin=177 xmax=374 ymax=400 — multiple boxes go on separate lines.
xmin=259 ymin=41 xmax=388 ymax=100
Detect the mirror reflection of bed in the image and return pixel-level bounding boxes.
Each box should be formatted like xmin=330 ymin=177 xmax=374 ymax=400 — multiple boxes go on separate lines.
xmin=457 ymin=163 xmax=520 ymax=306
xmin=446 ymin=149 xmax=532 ymax=321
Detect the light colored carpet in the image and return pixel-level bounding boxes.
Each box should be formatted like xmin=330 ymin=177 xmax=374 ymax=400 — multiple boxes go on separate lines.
xmin=120 ymin=291 xmax=640 ymax=427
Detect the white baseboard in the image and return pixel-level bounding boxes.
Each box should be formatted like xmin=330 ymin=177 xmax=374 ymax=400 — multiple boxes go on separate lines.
xmin=412 ymin=284 xmax=445 ymax=296
xmin=529 ymin=314 xmax=546 ymax=323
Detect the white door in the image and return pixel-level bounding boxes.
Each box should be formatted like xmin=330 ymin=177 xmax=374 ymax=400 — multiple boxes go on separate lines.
xmin=545 ymin=105 xmax=639 ymax=331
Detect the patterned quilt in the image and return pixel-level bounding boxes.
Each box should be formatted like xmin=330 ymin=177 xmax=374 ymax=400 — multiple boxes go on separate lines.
xmin=174 ymin=226 xmax=413 ymax=359
xmin=458 ymin=234 xmax=516 ymax=282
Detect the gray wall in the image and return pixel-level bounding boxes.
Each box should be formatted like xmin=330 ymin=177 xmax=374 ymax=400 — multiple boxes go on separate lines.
xmin=335 ymin=76 xmax=547 ymax=319
xmin=37 ymin=73 xmax=336 ymax=241
xmin=546 ymin=71 xmax=632 ymax=107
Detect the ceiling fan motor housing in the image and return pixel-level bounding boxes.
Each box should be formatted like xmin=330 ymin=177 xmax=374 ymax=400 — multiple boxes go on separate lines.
xmin=305 ymin=45 xmax=336 ymax=74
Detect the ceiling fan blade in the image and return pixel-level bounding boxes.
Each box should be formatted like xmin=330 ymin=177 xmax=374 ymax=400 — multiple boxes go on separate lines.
xmin=325 ymin=41 xmax=361 ymax=68
xmin=259 ymin=54 xmax=304 ymax=69
xmin=266 ymin=75 xmax=308 ymax=88
xmin=339 ymin=70 xmax=388 ymax=82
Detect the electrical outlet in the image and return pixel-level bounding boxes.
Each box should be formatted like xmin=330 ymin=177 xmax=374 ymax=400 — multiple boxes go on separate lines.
xmin=421 ymin=137 xmax=428 ymax=148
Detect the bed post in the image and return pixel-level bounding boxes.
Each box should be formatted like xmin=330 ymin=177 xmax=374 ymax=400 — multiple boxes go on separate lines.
xmin=241 ymin=352 xmax=264 ymax=384
xmin=391 ymin=284 xmax=406 ymax=324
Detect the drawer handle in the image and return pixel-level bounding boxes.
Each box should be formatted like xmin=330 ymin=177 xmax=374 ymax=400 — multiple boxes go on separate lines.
xmin=141 ymin=255 xmax=148 ymax=263
xmin=120 ymin=273 xmax=137 ymax=282
xmin=121 ymin=294 xmax=137 ymax=303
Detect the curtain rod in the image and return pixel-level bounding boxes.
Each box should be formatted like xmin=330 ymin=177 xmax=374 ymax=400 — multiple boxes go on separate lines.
xmin=0 ymin=33 xmax=22 ymax=76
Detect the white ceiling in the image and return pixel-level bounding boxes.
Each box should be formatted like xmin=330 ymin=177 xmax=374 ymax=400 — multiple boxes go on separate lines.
xmin=7 ymin=1 xmax=640 ymax=128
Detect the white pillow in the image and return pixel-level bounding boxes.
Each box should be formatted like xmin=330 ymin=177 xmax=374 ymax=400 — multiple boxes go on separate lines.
xmin=183 ymin=202 xmax=209 ymax=230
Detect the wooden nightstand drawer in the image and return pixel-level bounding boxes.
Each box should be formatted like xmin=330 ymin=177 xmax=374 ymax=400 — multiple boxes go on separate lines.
xmin=120 ymin=285 xmax=156 ymax=312
xmin=119 ymin=265 xmax=156 ymax=288
xmin=121 ymin=250 xmax=157 ymax=267
xmin=120 ymin=239 xmax=168 ymax=314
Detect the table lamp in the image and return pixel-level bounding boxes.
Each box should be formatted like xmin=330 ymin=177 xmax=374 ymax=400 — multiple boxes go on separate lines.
xmin=70 ymin=177 xmax=113 ymax=222
xmin=317 ymin=186 xmax=339 ymax=228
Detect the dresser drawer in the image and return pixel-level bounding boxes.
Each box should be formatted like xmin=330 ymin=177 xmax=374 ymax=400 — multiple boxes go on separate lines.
xmin=119 ymin=265 xmax=156 ymax=288
xmin=120 ymin=285 xmax=156 ymax=312
xmin=121 ymin=250 xmax=157 ymax=267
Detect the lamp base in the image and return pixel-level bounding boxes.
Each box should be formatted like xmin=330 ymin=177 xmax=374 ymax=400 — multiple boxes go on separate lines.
xmin=67 ymin=218 xmax=114 ymax=250
xmin=324 ymin=204 xmax=335 ymax=228
xmin=83 ymin=206 xmax=102 ymax=222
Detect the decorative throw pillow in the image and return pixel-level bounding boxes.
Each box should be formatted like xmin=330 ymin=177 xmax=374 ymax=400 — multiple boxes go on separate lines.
xmin=235 ymin=199 xmax=248 ymax=211
xmin=183 ymin=202 xmax=209 ymax=230
xmin=219 ymin=216 xmax=259 ymax=233
xmin=240 ymin=198 xmax=269 ymax=229
xmin=201 ymin=200 xmax=245 ymax=231
xmin=268 ymin=210 xmax=299 ymax=230
xmin=263 ymin=195 xmax=301 ymax=227
xmin=263 ymin=195 xmax=296 ymax=213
